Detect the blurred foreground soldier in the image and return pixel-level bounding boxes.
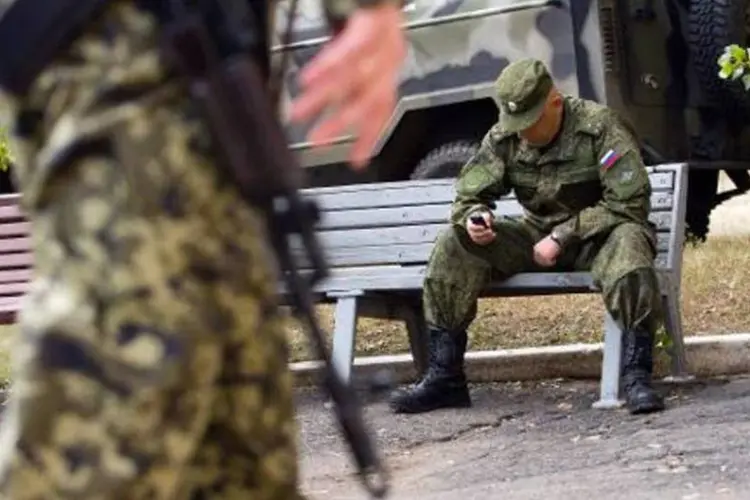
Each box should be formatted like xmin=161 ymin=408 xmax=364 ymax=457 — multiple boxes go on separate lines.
xmin=0 ymin=0 xmax=405 ymax=498
xmin=390 ymin=58 xmax=666 ymax=417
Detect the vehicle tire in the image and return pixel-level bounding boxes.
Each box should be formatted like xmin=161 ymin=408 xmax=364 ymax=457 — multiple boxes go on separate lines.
xmin=688 ymin=0 xmax=750 ymax=112
xmin=685 ymin=169 xmax=719 ymax=242
xmin=410 ymin=140 xmax=480 ymax=179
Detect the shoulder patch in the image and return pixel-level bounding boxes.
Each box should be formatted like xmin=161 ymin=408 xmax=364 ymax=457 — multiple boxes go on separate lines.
xmin=599 ymin=149 xmax=622 ymax=170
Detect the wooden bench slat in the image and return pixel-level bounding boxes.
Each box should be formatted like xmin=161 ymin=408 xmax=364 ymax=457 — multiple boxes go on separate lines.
xmin=302 ymin=165 xmax=678 ymax=195
xmin=0 ymin=237 xmax=32 ymax=253
xmin=314 ymin=269 xmax=592 ymax=294
xmin=296 ymin=232 xmax=672 ymax=268
xmin=283 ymin=260 xmax=673 ymax=296
xmin=304 ymin=178 xmax=455 ymax=195
xmin=0 ymin=282 xmax=29 ymax=296
xmin=0 ymin=194 xmax=21 ymax=207
xmin=303 ymin=213 xmax=673 ymax=254
xmin=301 ymin=248 xmax=670 ymax=271
xmin=313 ymin=192 xmax=674 ymax=230
xmin=0 ymin=296 xmax=21 ymax=309
xmin=0 ymin=253 xmax=32 ymax=269
xmin=0 ymin=222 xmax=31 ymax=237
xmin=305 ymin=172 xmax=675 ymax=211
xmin=0 ymin=269 xmax=32 ymax=283
xmin=0 ymin=204 xmax=24 ymax=221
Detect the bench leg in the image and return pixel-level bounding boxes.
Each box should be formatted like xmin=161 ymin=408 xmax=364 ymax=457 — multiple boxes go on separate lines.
xmin=661 ymin=289 xmax=693 ymax=382
xmin=330 ymin=293 xmax=361 ymax=386
xmin=401 ymin=301 xmax=429 ymax=377
xmin=592 ymin=311 xmax=625 ymax=409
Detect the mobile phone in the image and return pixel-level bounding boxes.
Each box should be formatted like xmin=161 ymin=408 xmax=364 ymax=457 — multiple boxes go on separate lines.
xmin=469 ymin=214 xmax=488 ymax=228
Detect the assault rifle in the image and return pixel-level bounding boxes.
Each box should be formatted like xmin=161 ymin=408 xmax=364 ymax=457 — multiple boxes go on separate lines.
xmin=0 ymin=0 xmax=389 ymax=497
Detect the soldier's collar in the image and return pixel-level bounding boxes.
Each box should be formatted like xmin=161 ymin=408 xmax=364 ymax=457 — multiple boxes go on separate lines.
xmin=517 ymin=99 xmax=571 ymax=150
xmin=519 ymin=100 xmax=578 ymax=163
xmin=489 ymin=122 xmax=514 ymax=143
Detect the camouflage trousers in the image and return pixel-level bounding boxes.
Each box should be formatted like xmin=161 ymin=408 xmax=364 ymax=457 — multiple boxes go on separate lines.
xmin=424 ymin=217 xmax=663 ymax=334
xmin=0 ymin=3 xmax=303 ymax=499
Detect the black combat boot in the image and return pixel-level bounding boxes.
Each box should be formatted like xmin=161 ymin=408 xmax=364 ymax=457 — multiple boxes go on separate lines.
xmin=621 ymin=328 xmax=665 ymax=414
xmin=389 ymin=326 xmax=471 ymax=414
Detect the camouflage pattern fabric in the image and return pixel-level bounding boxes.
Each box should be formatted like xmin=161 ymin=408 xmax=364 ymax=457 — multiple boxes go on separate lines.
xmin=451 ymin=95 xmax=653 ymax=246
xmin=424 ymin=221 xmax=661 ymax=335
xmin=427 ymin=85 xmax=661 ymax=336
xmin=0 ymin=0 xmax=418 ymax=497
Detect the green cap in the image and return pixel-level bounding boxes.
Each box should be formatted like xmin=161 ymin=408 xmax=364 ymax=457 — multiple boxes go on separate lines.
xmin=495 ymin=58 xmax=554 ymax=132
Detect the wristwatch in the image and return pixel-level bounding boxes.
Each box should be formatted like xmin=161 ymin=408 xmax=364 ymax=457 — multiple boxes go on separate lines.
xmin=549 ymin=231 xmax=564 ymax=247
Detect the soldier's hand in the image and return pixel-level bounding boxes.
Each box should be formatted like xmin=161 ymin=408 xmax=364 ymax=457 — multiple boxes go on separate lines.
xmin=289 ymin=3 xmax=406 ymax=170
xmin=533 ymin=235 xmax=561 ymax=267
xmin=466 ymin=212 xmax=496 ymax=245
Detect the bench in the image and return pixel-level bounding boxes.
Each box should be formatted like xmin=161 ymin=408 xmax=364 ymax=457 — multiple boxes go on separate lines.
xmin=0 ymin=164 xmax=691 ymax=409
xmin=296 ymin=163 xmax=690 ymax=409
xmin=0 ymin=193 xmax=30 ymax=325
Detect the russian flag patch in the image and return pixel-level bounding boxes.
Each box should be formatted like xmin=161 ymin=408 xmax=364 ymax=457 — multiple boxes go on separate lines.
xmin=599 ymin=149 xmax=621 ymax=170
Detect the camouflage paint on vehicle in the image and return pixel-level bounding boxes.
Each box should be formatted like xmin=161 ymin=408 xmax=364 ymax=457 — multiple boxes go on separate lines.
xmin=271 ymin=0 xmax=750 ymax=239
xmin=272 ymin=0 xmax=581 ymax=169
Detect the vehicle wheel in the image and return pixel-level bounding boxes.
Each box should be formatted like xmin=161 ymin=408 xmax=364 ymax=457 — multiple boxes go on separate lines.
xmin=688 ymin=0 xmax=750 ymax=112
xmin=410 ymin=140 xmax=480 ymax=179
xmin=725 ymin=168 xmax=750 ymax=191
xmin=685 ymin=169 xmax=720 ymax=242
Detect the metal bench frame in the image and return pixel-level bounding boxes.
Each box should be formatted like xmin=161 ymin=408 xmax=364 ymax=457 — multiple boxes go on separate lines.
xmin=295 ymin=163 xmax=691 ymax=409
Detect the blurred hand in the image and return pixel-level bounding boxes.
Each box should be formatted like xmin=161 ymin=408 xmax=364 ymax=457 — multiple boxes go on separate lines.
xmin=289 ymin=3 xmax=406 ymax=170
xmin=533 ymin=235 xmax=561 ymax=267
xmin=466 ymin=212 xmax=495 ymax=245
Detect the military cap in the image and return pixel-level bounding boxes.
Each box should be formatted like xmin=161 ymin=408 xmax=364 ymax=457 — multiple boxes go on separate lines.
xmin=495 ymin=58 xmax=554 ymax=133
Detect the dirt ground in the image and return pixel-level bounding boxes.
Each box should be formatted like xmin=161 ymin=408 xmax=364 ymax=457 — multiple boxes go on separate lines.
xmin=298 ymin=376 xmax=750 ymax=500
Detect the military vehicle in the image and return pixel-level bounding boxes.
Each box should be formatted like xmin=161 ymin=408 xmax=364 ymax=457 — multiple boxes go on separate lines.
xmin=271 ymin=0 xmax=750 ymax=240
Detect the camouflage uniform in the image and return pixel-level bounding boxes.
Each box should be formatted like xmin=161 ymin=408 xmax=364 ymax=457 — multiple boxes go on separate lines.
xmin=390 ymin=59 xmax=665 ymax=416
xmin=0 ymin=0 xmax=397 ymax=498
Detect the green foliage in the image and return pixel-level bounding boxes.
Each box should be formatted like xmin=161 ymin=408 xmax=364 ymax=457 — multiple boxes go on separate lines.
xmin=655 ymin=325 xmax=672 ymax=352
xmin=718 ymin=44 xmax=750 ymax=91
xmin=0 ymin=126 xmax=12 ymax=172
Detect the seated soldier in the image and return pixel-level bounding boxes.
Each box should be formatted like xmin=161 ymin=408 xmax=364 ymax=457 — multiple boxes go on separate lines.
xmin=389 ymin=58 xmax=666 ymax=416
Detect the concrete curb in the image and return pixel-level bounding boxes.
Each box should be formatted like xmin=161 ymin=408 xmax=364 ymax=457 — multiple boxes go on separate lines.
xmin=290 ymin=333 xmax=750 ymax=387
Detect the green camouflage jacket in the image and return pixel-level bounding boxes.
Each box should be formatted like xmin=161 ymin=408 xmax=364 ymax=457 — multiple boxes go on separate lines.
xmin=451 ymin=95 xmax=653 ymax=246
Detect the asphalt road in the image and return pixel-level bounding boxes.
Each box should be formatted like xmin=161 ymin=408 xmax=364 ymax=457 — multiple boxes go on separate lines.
xmin=297 ymin=376 xmax=750 ymax=500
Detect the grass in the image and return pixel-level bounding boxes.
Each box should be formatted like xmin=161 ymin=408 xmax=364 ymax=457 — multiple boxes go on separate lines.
xmin=0 ymin=235 xmax=748 ymax=371
xmin=284 ymin=234 xmax=750 ymax=362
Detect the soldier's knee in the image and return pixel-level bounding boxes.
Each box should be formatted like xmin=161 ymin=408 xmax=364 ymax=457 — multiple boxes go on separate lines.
xmin=430 ymin=226 xmax=465 ymax=256
xmin=608 ymin=267 xmax=659 ymax=294
xmin=426 ymin=227 xmax=489 ymax=279
xmin=603 ymin=267 xmax=662 ymax=331
xmin=607 ymin=222 xmax=655 ymax=254
xmin=593 ymin=223 xmax=656 ymax=284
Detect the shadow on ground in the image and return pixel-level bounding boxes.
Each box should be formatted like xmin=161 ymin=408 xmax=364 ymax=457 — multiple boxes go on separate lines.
xmin=297 ymin=376 xmax=750 ymax=500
